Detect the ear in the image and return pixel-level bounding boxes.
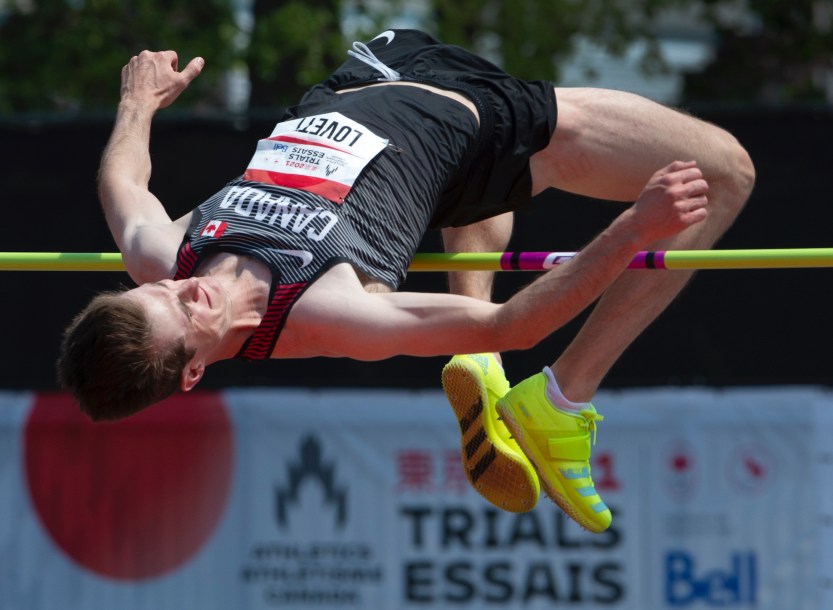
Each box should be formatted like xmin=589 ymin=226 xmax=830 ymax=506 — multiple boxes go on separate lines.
xmin=180 ymin=359 xmax=205 ymax=392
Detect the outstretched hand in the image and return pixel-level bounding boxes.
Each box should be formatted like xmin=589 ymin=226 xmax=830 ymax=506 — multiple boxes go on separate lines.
xmin=629 ymin=160 xmax=710 ymax=244
xmin=120 ymin=50 xmax=204 ymax=111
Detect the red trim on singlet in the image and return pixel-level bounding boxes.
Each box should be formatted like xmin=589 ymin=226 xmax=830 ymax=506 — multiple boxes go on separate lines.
xmin=238 ymin=282 xmax=307 ymax=361
xmin=174 ymin=243 xmax=198 ymax=280
xmin=242 ymin=169 xmax=350 ymax=203
xmin=173 ymin=240 xmax=309 ymax=362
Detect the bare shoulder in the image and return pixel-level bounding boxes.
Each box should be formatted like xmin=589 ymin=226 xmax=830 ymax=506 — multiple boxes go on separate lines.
xmin=123 ymin=213 xmax=193 ymax=284
xmin=273 ymin=263 xmax=384 ymax=358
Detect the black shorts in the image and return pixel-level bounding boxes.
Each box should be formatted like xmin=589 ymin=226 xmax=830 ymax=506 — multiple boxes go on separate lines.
xmin=299 ymin=29 xmax=558 ymax=228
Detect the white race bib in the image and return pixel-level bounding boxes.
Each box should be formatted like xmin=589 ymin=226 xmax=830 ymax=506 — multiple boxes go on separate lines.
xmin=244 ymin=112 xmax=389 ymax=203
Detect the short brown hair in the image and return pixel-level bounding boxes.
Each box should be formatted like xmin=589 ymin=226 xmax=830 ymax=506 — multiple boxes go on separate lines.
xmin=57 ymin=290 xmax=196 ymax=421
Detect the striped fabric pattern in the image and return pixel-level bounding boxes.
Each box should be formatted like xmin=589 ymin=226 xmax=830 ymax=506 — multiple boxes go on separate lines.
xmin=173 ymin=167 xmax=435 ymax=360
xmin=237 ymin=282 xmax=307 ymax=361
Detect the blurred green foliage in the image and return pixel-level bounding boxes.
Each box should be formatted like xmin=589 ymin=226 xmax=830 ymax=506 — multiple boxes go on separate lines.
xmin=0 ymin=0 xmax=239 ymax=113
xmin=431 ymin=0 xmax=668 ymax=81
xmin=0 ymin=0 xmax=830 ymax=115
xmin=245 ymin=0 xmax=344 ymax=109
xmin=686 ymin=0 xmax=833 ymax=104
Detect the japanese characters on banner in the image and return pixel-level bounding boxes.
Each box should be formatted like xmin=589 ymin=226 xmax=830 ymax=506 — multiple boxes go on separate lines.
xmin=1 ymin=387 xmax=832 ymax=609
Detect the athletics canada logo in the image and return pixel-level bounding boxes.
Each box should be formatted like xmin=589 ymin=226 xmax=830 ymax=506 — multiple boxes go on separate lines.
xmin=240 ymin=434 xmax=384 ymax=606
xmin=275 ymin=435 xmax=347 ymax=528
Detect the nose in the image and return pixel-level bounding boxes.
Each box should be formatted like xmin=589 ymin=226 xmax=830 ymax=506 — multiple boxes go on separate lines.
xmin=176 ymin=277 xmax=201 ymax=302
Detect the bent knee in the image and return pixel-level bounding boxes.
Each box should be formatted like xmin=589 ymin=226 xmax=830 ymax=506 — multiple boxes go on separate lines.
xmin=723 ymin=134 xmax=756 ymax=198
xmin=711 ymin=135 xmax=756 ymax=220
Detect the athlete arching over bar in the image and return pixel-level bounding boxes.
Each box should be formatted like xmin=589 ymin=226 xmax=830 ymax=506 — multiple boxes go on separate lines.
xmin=58 ymin=30 xmax=754 ymax=532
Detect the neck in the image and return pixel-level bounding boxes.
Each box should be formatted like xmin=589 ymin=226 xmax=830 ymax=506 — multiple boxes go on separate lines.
xmin=197 ymin=253 xmax=273 ymax=363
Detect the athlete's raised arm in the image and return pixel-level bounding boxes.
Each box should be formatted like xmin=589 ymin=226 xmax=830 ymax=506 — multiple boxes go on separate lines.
xmin=97 ymin=50 xmax=204 ymax=284
xmin=282 ymin=161 xmax=709 ymax=360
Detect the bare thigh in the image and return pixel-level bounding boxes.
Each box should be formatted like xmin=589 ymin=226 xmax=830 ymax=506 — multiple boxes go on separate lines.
xmin=530 ymin=87 xmax=748 ymax=201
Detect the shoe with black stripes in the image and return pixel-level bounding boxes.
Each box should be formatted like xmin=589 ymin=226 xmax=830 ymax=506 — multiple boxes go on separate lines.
xmin=442 ymin=354 xmax=540 ymax=512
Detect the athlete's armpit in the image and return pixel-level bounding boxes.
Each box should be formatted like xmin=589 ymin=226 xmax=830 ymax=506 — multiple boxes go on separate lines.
xmin=278 ymin=279 xmax=501 ymax=361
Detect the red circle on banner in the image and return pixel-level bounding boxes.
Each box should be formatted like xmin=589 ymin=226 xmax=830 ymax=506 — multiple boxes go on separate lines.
xmin=24 ymin=392 xmax=234 ymax=581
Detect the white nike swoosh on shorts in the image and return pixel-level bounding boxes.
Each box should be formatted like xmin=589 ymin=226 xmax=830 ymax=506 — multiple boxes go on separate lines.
xmin=371 ymin=30 xmax=395 ymax=45
xmin=268 ymin=249 xmax=314 ymax=269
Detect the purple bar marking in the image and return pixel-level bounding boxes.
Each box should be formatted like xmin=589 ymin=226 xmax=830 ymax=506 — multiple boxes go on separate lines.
xmin=628 ymin=252 xmax=648 ymax=269
xmin=654 ymin=251 xmax=667 ymax=269
xmin=627 ymin=251 xmax=667 ymax=269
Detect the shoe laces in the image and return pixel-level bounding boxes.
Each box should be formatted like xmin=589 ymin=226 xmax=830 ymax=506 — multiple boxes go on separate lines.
xmin=347 ymin=41 xmax=401 ymax=81
xmin=578 ymin=409 xmax=604 ymax=445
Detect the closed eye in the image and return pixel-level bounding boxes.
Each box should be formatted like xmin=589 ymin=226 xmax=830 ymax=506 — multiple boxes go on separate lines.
xmin=178 ymin=299 xmax=193 ymax=320
xmin=152 ymin=281 xmax=194 ymax=323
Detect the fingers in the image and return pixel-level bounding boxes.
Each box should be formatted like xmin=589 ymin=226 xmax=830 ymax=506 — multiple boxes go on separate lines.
xmin=675 ymin=182 xmax=709 ymax=227
xmin=120 ymin=50 xmax=204 ymax=109
xmin=654 ymin=160 xmax=709 ymax=202
xmin=631 ymin=160 xmax=713 ymax=240
xmin=125 ymin=50 xmax=203 ymax=81
xmin=657 ymin=160 xmax=703 ymax=183
xmin=665 ymin=159 xmax=698 ymax=172
xmin=180 ymin=56 xmax=205 ymax=86
xmin=680 ymin=193 xmax=709 ymax=213
xmin=680 ymin=201 xmax=708 ymax=226
xmin=167 ymin=50 xmax=180 ymax=72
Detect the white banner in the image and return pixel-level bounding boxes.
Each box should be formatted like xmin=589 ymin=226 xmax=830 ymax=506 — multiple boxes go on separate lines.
xmin=1 ymin=386 xmax=831 ymax=609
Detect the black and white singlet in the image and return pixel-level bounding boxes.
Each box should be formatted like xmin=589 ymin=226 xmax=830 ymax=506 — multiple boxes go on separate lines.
xmin=174 ymin=29 xmax=556 ymax=360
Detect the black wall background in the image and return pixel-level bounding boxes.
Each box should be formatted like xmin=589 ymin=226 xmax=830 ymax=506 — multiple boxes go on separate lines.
xmin=1 ymin=107 xmax=831 ymax=391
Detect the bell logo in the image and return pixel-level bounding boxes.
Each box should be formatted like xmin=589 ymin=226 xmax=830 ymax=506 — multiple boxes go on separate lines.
xmin=275 ymin=435 xmax=347 ymax=529
xmin=665 ymin=550 xmax=757 ymax=606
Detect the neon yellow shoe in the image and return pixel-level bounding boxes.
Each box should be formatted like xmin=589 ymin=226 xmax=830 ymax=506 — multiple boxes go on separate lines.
xmin=496 ymin=372 xmax=611 ymax=532
xmin=442 ymin=354 xmax=540 ymax=512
